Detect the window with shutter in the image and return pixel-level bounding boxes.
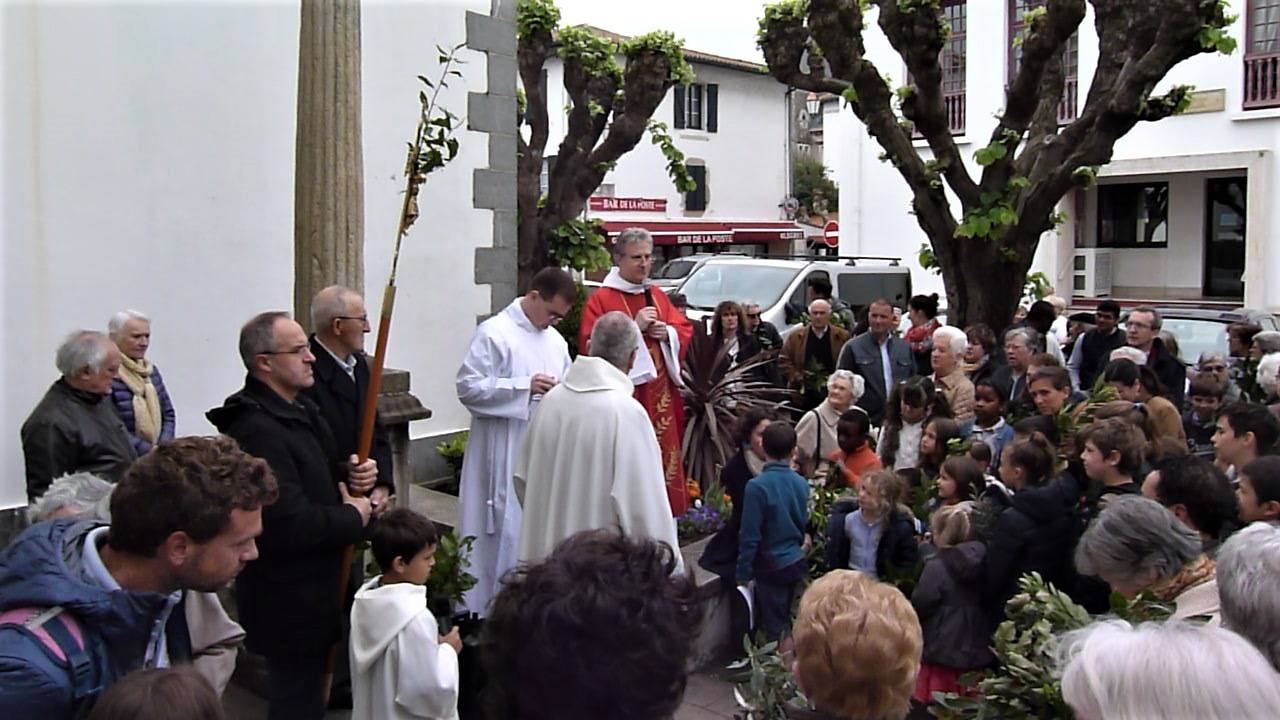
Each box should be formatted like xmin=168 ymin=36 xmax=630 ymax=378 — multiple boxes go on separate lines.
xmin=706 ymin=84 xmax=719 ymax=132
xmin=674 ymin=85 xmax=686 ymax=128
xmin=685 ymin=165 xmax=707 ymax=212
xmin=688 ymin=84 xmax=703 ymax=130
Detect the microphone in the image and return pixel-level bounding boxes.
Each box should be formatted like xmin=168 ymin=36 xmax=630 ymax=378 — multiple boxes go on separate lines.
xmin=643 ymin=287 xmax=655 ymax=307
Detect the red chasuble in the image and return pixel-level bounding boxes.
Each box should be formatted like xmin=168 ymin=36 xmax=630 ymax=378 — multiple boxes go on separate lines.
xmin=579 ymin=281 xmax=694 ymax=516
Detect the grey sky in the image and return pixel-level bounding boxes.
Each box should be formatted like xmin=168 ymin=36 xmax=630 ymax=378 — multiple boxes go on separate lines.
xmin=554 ymin=0 xmax=766 ymax=63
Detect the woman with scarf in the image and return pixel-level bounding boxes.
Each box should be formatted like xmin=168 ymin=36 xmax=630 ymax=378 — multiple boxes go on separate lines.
xmin=108 ymin=310 xmax=176 ymax=455
xmin=1074 ymin=495 xmax=1220 ymax=623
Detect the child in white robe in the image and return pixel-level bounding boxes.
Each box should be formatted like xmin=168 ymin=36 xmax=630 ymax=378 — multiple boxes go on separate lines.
xmin=351 ymin=508 xmax=461 ymax=720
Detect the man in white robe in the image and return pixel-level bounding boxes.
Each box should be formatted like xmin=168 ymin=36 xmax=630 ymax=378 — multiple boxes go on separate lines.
xmin=455 ymin=268 xmax=576 ymax=616
xmin=515 ymin=311 xmax=684 ymax=572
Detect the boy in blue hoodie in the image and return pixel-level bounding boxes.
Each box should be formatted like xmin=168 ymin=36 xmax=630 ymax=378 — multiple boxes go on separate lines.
xmin=736 ymin=422 xmax=810 ymax=640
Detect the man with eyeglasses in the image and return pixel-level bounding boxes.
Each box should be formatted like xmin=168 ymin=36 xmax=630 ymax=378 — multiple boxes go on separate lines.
xmin=456 ymin=266 xmax=575 ymax=620
xmin=1124 ymin=305 xmax=1186 ymax=408
xmin=208 ymin=311 xmax=378 ymax=719
xmin=1067 ymin=300 xmax=1126 ymax=392
xmin=304 ymin=286 xmax=395 ymax=517
xmin=743 ymin=301 xmax=783 ymax=353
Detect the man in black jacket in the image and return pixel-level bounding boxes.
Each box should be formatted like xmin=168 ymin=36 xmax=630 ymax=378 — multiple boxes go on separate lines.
xmin=207 ymin=311 xmax=375 ymax=720
xmin=1124 ymin=306 xmax=1187 ymax=407
xmin=1067 ymin=300 xmax=1126 ymax=391
xmin=22 ymin=331 xmax=136 ymax=500
xmin=305 ymin=286 xmax=394 ymax=511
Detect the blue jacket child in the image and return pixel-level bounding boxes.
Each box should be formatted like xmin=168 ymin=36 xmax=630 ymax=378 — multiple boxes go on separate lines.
xmin=736 ymin=423 xmax=810 ymax=640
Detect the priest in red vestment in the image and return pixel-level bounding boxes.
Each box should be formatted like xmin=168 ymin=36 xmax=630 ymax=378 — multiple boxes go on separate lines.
xmin=579 ymin=228 xmax=694 ymax=516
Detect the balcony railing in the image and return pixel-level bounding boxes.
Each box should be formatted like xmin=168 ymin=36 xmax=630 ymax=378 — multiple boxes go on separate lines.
xmin=1244 ymin=52 xmax=1280 ymax=109
xmin=1058 ymin=78 xmax=1078 ymax=124
xmin=944 ymin=90 xmax=966 ymax=135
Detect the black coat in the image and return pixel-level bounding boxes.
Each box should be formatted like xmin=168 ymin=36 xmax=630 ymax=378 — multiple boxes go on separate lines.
xmin=990 ymin=364 xmax=1034 ymax=413
xmin=1076 ymin=327 xmax=1127 ymax=390
xmin=207 ymin=376 xmax=365 ymax=658
xmin=698 ymin=451 xmax=755 ymax=583
xmin=1146 ymin=337 xmax=1187 ymax=408
xmin=302 ymin=336 xmax=394 ymax=493
xmin=21 ymin=380 xmax=137 ymax=501
xmin=825 ymin=498 xmax=919 ymax=580
xmin=983 ymin=472 xmax=1082 ymax=614
xmin=912 ymin=541 xmax=997 ymax=670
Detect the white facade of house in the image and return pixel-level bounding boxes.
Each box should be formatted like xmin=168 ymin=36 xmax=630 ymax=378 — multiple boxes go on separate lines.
xmin=828 ymin=1 xmax=1280 ymax=309
xmin=540 ymin=45 xmax=800 ymax=264
xmin=1 ymin=1 xmax=498 ymax=511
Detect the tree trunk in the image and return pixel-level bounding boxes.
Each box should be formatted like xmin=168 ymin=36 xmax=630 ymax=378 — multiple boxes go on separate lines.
xmin=294 ymin=0 xmax=364 ymax=330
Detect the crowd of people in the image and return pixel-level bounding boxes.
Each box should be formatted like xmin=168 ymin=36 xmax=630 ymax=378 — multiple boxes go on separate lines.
xmin=4 ymin=223 xmax=1280 ymax=718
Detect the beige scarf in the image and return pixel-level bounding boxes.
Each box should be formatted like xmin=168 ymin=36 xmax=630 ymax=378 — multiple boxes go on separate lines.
xmin=118 ymin=354 xmax=162 ymax=444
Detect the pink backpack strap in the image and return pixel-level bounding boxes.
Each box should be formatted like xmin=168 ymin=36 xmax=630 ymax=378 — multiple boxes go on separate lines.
xmin=0 ymin=606 xmax=80 ymax=662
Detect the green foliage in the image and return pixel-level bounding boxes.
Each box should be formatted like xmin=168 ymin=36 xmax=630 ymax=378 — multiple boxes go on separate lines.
xmin=516 ymin=0 xmax=560 ymax=39
xmin=548 ymin=217 xmax=611 ymax=272
xmin=956 ymin=197 xmax=1018 ymax=239
xmin=1071 ymin=165 xmax=1098 ymax=187
xmin=516 ymin=86 xmax=527 ymax=118
xmin=1170 ymin=84 xmax=1197 ymax=115
xmin=932 ymin=574 xmax=1173 ymax=719
xmin=728 ymin=636 xmax=807 ymax=718
xmin=648 ymin=120 xmax=697 ymax=192
xmin=622 ymin=30 xmax=696 ymax=86
xmin=805 ymin=481 xmax=844 ymax=578
xmin=841 ymin=86 xmax=859 ymax=106
xmin=435 ymin=432 xmax=467 ymax=476
xmin=425 ymin=531 xmax=479 ymax=615
xmin=919 ymin=242 xmax=941 ymax=275
xmin=973 ymin=139 xmax=1009 ymax=167
xmin=792 ymin=152 xmax=839 ymax=217
xmin=558 ymin=25 xmax=623 ymax=85
xmin=1023 ymin=271 xmax=1051 ymax=302
xmin=757 ymin=0 xmax=810 ymax=45
xmin=411 ymin=46 xmax=467 ymax=181
xmin=1198 ymin=5 xmax=1239 ymax=55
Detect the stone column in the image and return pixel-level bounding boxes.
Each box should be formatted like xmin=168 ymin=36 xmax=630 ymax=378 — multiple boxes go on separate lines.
xmin=294 ymin=0 xmax=364 ymax=327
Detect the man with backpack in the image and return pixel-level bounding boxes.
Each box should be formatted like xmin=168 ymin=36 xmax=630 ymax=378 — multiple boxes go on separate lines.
xmin=0 ymin=436 xmax=278 ymax=718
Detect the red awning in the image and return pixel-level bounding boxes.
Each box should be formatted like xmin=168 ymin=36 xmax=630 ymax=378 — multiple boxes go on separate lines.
xmin=598 ymin=220 xmax=803 ymax=246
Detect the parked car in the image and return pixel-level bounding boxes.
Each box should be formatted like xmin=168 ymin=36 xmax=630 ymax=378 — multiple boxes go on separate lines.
xmin=1151 ymin=307 xmax=1279 ymax=364
xmin=650 ymin=253 xmax=743 ymax=291
xmin=676 ymin=256 xmax=912 ymax=335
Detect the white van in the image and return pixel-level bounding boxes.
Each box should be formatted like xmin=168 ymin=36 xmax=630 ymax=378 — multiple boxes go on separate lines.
xmin=677 ymin=256 xmax=912 ymax=334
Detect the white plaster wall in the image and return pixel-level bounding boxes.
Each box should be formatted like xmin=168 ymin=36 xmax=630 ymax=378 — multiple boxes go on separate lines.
xmin=542 ymin=58 xmax=789 ymax=218
xmin=1 ymin=0 xmax=492 ymax=510
xmin=360 ymin=0 xmax=492 ymax=444
xmin=829 ymin=1 xmax=1280 ymax=308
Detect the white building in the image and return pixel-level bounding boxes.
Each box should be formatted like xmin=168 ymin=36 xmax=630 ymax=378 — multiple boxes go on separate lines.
xmin=540 ymin=30 xmax=805 ymax=269
xmin=828 ymin=0 xmax=1280 ymax=309
xmin=1 ymin=1 xmax=519 ymax=530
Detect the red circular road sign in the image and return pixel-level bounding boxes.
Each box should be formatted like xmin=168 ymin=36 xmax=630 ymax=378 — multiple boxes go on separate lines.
xmin=823 ymin=220 xmax=839 ymax=248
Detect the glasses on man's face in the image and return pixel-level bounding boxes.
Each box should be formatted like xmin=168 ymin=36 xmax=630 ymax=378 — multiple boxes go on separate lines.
xmin=336 ymin=315 xmax=370 ymax=327
xmin=746 ymin=313 xmax=761 ymax=319
xmin=1201 ymin=365 xmax=1227 ymax=373
xmin=260 ymin=344 xmax=312 ymax=358
xmin=1125 ymin=321 xmax=1153 ymax=330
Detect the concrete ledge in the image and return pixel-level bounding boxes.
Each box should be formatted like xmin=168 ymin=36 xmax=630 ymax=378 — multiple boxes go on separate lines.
xmin=472 ymin=168 xmax=516 ymax=211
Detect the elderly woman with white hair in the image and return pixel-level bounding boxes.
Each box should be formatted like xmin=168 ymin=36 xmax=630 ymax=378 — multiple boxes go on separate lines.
xmin=1075 ymin=495 xmax=1220 ymax=623
xmin=1056 ymin=619 xmax=1280 ymax=720
xmin=1256 ymin=351 xmax=1280 ymax=403
xmin=1216 ymin=522 xmax=1280 ymax=672
xmin=796 ymin=370 xmax=865 ymax=478
xmin=108 ymin=309 xmax=176 ymax=455
xmin=931 ymin=326 xmax=974 ymax=429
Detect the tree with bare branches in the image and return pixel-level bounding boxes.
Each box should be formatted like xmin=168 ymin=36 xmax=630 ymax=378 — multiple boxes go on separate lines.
xmin=758 ymin=0 xmax=1237 ymax=331
xmin=516 ymin=0 xmax=695 ymax=290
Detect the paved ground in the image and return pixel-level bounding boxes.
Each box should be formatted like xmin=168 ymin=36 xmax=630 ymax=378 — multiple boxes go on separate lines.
xmin=221 ymin=669 xmax=740 ymax=719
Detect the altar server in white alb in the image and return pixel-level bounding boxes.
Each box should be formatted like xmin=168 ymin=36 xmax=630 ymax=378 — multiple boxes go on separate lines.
xmin=454 ymin=268 xmax=576 ymax=616
xmin=514 ymin=311 xmax=683 ymax=572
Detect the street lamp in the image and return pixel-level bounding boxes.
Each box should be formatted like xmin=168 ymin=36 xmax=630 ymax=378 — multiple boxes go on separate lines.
xmin=806 ymin=92 xmax=821 ymax=117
